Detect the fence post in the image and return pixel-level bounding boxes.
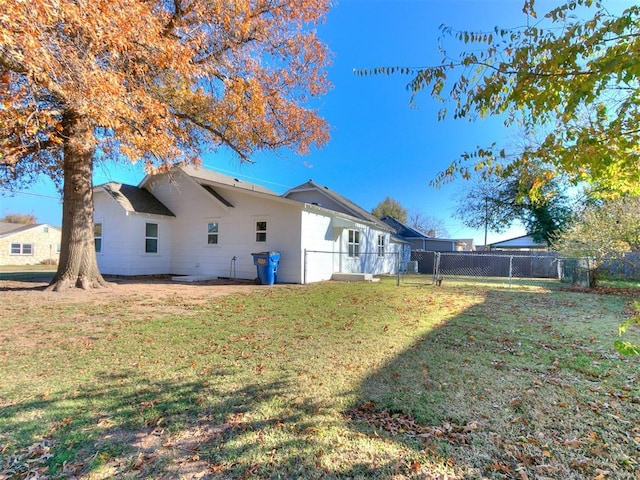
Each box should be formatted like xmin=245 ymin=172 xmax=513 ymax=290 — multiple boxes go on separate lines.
xmin=303 ymin=249 xmax=307 ymax=285
xmin=396 ymin=250 xmax=400 ymax=286
xmin=509 ymin=255 xmax=513 ymax=288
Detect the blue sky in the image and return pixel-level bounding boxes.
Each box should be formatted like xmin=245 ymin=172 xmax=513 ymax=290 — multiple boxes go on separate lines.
xmin=1 ymin=0 xmax=567 ymax=244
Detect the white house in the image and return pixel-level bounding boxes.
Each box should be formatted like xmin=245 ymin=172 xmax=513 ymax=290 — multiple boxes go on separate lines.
xmin=489 ymin=234 xmax=549 ymax=251
xmin=93 ymin=165 xmax=403 ymax=283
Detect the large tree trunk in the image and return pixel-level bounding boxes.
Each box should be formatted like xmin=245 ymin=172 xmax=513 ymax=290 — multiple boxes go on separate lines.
xmin=47 ymin=111 xmax=111 ymax=291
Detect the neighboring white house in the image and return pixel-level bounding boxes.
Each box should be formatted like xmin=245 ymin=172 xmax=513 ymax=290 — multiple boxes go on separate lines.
xmin=93 ymin=165 xmax=403 ymax=283
xmin=0 ymin=222 xmax=61 ymax=266
xmin=489 ymin=234 xmax=548 ymax=251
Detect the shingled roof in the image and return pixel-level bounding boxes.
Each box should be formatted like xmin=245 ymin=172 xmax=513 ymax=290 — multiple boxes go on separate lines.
xmin=284 ymin=180 xmax=390 ymax=230
xmin=380 ymin=216 xmax=429 ymax=239
xmin=178 ymin=164 xmax=278 ymax=196
xmin=98 ymin=183 xmax=175 ymax=217
xmin=0 ymin=222 xmax=41 ymax=237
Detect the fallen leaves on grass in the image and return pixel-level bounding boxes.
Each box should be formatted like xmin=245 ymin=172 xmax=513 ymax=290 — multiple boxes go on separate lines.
xmin=0 ymin=440 xmax=52 ymax=479
xmin=348 ymin=401 xmax=479 ymax=444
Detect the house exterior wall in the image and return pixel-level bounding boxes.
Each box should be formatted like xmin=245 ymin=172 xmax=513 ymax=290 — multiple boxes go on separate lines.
xmin=0 ymin=225 xmax=61 ymax=266
xmin=144 ymin=171 xmax=305 ymax=283
xmin=423 ymin=239 xmax=456 ymax=252
xmin=338 ymin=226 xmax=398 ymax=275
xmin=299 ymin=217 xmax=400 ymax=282
xmin=300 ymin=209 xmax=338 ymax=283
xmin=94 ymin=190 xmax=173 ymax=275
xmin=93 ymin=170 xmax=402 ymax=283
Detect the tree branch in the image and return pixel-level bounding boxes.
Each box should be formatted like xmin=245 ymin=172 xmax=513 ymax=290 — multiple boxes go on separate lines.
xmin=171 ymin=111 xmax=253 ymax=163
xmin=0 ymin=47 xmax=68 ymax=103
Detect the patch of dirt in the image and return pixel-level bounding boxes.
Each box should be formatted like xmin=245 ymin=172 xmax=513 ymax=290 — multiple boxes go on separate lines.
xmin=0 ymin=276 xmax=280 ymax=305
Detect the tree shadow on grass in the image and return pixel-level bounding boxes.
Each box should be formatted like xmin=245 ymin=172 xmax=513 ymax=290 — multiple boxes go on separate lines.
xmin=347 ymin=288 xmax=640 ymax=479
xmin=1 ymin=369 xmax=413 ymax=479
xmin=2 ymin=372 xmax=309 ymax=478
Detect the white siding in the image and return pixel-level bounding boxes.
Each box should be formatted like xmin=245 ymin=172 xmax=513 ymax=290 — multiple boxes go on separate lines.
xmin=300 ymin=209 xmax=400 ymax=282
xmin=94 ymin=170 xmax=401 ymax=283
xmin=146 ymin=171 xmax=304 ymax=283
xmin=300 ymin=209 xmax=339 ymax=283
xmin=338 ymin=226 xmax=398 ymax=275
xmin=94 ymin=191 xmax=173 ymax=276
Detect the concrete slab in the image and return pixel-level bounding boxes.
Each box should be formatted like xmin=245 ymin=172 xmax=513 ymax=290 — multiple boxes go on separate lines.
xmin=171 ymin=275 xmax=218 ymax=283
xmin=331 ymin=273 xmax=380 ymax=282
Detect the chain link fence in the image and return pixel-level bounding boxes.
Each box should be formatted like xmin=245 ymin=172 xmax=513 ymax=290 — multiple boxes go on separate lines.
xmin=402 ymin=251 xmax=561 ymax=287
xmin=302 ymin=249 xmax=634 ymax=288
xmin=557 ymin=257 xmax=596 ymax=288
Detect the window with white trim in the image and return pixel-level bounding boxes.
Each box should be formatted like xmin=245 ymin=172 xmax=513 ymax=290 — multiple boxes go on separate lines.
xmin=10 ymin=243 xmax=33 ymax=255
xmin=207 ymin=222 xmax=219 ymax=244
xmin=377 ymin=234 xmax=385 ymax=256
xmin=94 ymin=222 xmax=103 ymax=253
xmin=256 ymin=221 xmax=267 ymax=242
xmin=145 ymin=223 xmax=158 ymax=253
xmin=348 ymin=229 xmax=360 ymax=257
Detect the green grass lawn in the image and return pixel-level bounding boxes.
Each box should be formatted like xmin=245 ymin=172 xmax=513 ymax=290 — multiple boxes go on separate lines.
xmin=1 ymin=278 xmax=639 ymax=479
xmin=0 ymin=264 xmax=56 ymax=282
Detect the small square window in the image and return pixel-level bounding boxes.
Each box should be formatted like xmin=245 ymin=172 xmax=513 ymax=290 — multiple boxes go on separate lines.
xmin=145 ymin=223 xmax=158 ymax=238
xmin=348 ymin=230 xmax=360 ymax=257
xmin=10 ymin=243 xmax=21 ymax=255
xmin=94 ymin=223 xmax=103 ymax=253
xmin=207 ymin=222 xmax=219 ymax=245
xmin=256 ymin=221 xmax=267 ymax=242
xmin=377 ymin=235 xmax=385 ymax=256
xmin=145 ymin=223 xmax=158 ymax=253
xmin=145 ymin=238 xmax=158 ymax=253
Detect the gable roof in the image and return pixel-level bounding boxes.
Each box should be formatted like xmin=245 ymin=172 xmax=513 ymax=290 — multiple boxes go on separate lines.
xmin=380 ymin=216 xmax=430 ymax=239
xmin=135 ymin=165 xmax=394 ymax=232
xmin=0 ymin=222 xmax=60 ymax=238
xmin=98 ymin=183 xmax=175 ymax=217
xmin=175 ymin=164 xmax=278 ymax=196
xmin=489 ymin=234 xmax=548 ymax=249
xmin=284 ymin=180 xmax=390 ymax=230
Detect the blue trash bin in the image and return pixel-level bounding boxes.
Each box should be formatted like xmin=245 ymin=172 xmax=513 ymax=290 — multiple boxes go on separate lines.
xmin=251 ymin=252 xmax=280 ymax=285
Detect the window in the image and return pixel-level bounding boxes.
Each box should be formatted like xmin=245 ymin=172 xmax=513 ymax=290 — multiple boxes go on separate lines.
xmin=10 ymin=243 xmax=33 ymax=255
xmin=145 ymin=223 xmax=158 ymax=253
xmin=207 ymin=222 xmax=219 ymax=244
xmin=94 ymin=222 xmax=103 ymax=253
xmin=43 ymin=226 xmax=49 ymax=233
xmin=256 ymin=221 xmax=267 ymax=242
xmin=348 ymin=229 xmax=360 ymax=257
xmin=377 ymin=234 xmax=385 ymax=256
